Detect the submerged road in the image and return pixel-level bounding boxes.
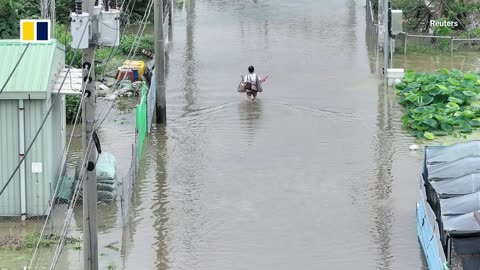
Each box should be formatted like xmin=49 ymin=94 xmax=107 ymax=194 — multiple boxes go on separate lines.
xmin=123 ymin=0 xmax=426 ymax=269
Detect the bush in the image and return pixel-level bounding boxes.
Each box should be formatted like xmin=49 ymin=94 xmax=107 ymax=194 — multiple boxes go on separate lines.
xmin=66 ymin=95 xmax=81 ymax=123
xmin=395 ymin=69 xmax=480 ymax=140
xmin=119 ymin=34 xmax=154 ymax=55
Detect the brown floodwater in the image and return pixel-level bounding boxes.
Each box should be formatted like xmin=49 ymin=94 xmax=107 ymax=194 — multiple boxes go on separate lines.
xmin=3 ymin=0 xmax=480 ymax=269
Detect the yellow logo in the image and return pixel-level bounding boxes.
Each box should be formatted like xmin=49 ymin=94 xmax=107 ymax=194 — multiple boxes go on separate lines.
xmin=20 ymin=20 xmax=51 ymax=42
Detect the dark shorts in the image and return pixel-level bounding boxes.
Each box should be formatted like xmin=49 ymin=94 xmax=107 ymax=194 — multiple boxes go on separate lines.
xmin=246 ymin=90 xmax=257 ymax=97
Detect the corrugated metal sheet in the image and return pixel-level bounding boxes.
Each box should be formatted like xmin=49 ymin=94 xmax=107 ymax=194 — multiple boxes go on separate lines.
xmin=0 ymin=41 xmax=66 ymax=217
xmin=0 ymin=100 xmax=21 ymax=216
xmin=51 ymin=95 xmax=65 ymax=192
xmin=0 ymin=40 xmax=56 ymax=95
xmin=48 ymin=43 xmax=66 ymax=94
xmin=24 ymin=99 xmax=53 ymax=216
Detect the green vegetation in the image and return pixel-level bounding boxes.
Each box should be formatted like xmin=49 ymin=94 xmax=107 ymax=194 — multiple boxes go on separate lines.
xmin=0 ymin=1 xmax=152 ymax=82
xmin=395 ymin=69 xmax=480 ymax=140
xmin=0 ymin=233 xmax=81 ymax=250
xmin=66 ymin=95 xmax=81 ymax=123
xmin=119 ymin=33 xmax=154 ymax=55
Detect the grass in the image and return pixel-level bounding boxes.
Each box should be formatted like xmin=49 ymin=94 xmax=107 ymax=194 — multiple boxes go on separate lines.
xmin=0 ymin=233 xmax=81 ymax=250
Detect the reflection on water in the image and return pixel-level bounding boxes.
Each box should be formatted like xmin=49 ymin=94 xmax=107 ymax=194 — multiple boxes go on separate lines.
xmin=120 ymin=0 xmax=480 ymax=269
xmin=371 ymin=82 xmax=395 ymax=270
xmin=237 ymin=100 xmax=263 ymax=145
xmin=124 ymin=0 xmax=424 ymax=269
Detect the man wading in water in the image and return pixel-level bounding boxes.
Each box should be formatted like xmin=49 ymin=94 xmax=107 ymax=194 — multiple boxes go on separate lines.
xmin=242 ymin=66 xmax=268 ymax=101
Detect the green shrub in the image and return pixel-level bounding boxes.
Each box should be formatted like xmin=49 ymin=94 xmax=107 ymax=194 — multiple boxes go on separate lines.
xmin=119 ymin=34 xmax=154 ymax=55
xmin=66 ymin=95 xmax=81 ymax=123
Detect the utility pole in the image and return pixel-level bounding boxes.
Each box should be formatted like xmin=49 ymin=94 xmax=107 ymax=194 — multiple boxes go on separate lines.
xmin=50 ymin=0 xmax=55 ymax=37
xmin=378 ymin=0 xmax=384 ymax=51
xmin=155 ymin=0 xmax=167 ymax=123
xmin=81 ymin=0 xmax=98 ymax=268
xmin=169 ymin=0 xmax=173 ymax=43
xmin=383 ymin=0 xmax=390 ymax=80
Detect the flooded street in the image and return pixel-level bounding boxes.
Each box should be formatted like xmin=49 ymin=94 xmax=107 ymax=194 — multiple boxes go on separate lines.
xmin=5 ymin=0 xmax=480 ymax=269
xmin=123 ymin=0 xmax=468 ymax=269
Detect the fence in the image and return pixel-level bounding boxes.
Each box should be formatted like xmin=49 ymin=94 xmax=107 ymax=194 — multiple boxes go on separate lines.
xmin=366 ymin=0 xmax=380 ymax=74
xmin=398 ymin=33 xmax=480 ymax=55
xmin=120 ymin=144 xmax=137 ymax=227
xmin=120 ymin=82 xmax=147 ymax=228
xmin=366 ymin=0 xmax=377 ymax=32
xmin=147 ymin=73 xmax=156 ymax=134
xmin=135 ymin=83 xmax=148 ymax=159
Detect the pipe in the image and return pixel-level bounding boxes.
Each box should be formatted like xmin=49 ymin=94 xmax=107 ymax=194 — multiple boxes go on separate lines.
xmin=19 ymin=100 xmax=27 ymax=220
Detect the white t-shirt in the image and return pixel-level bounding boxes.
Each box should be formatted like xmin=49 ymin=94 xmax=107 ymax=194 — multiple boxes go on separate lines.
xmin=244 ymin=73 xmax=261 ymax=83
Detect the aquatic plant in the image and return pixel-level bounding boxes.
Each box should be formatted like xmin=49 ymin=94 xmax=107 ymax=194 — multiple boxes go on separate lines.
xmin=395 ymin=69 xmax=480 ymax=139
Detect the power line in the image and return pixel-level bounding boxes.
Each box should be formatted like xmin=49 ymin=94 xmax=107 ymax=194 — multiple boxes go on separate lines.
xmin=0 ymin=44 xmax=31 ymax=95
xmin=28 ymin=68 xmax=93 ymax=270
xmin=97 ymin=0 xmax=153 ymax=126
xmin=99 ymin=0 xmax=137 ymax=81
xmin=31 ymin=0 xmax=152 ymax=267
xmin=49 ymin=136 xmax=98 ymax=270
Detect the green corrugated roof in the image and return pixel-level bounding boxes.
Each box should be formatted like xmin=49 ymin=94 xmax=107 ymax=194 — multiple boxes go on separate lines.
xmin=0 ymin=40 xmax=58 ymax=95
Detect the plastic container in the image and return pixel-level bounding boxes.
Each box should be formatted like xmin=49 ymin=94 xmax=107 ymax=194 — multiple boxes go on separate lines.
xmin=117 ymin=68 xmax=134 ymax=82
xmin=132 ymin=69 xmax=139 ymax=81
xmin=123 ymin=60 xmax=145 ymax=79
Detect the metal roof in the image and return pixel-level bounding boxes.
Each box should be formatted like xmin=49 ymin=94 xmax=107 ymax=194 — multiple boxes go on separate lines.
xmin=54 ymin=68 xmax=83 ymax=95
xmin=0 ymin=39 xmax=64 ymax=99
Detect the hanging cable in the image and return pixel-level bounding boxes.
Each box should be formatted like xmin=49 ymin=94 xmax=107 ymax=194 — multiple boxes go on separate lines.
xmin=34 ymin=2 xmax=154 ymax=267
xmin=96 ymin=0 xmax=153 ymax=125
xmin=99 ymin=0 xmax=138 ymax=81
xmin=0 ymin=44 xmax=31 ymax=96
xmin=28 ymin=63 xmax=94 ymax=270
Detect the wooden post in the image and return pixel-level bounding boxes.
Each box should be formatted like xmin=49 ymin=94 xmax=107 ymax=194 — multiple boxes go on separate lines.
xmin=155 ymin=0 xmax=167 ymax=123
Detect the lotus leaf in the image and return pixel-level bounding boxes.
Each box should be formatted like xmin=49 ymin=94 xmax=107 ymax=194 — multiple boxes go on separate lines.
xmin=424 ymin=132 xmax=435 ymax=140
xmin=423 ymin=118 xmax=437 ymax=128
xmin=448 ymin=97 xmax=463 ymax=104
xmin=446 ymin=102 xmax=460 ymax=111
xmin=465 ymin=73 xmax=477 ymax=81
xmin=441 ymin=123 xmax=453 ymax=132
xmin=395 ymin=69 xmax=480 ymax=137
xmin=463 ymin=91 xmax=476 ymax=97
xmin=448 ymin=78 xmax=460 ymax=85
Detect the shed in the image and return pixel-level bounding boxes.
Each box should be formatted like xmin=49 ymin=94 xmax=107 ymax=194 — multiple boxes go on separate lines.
xmin=0 ymin=39 xmax=69 ymax=218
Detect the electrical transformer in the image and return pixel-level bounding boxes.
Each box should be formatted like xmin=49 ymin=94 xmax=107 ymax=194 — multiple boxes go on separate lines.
xmin=70 ymin=12 xmax=90 ymax=49
xmin=99 ymin=9 xmax=121 ymax=47
xmin=391 ymin=10 xmax=403 ymax=35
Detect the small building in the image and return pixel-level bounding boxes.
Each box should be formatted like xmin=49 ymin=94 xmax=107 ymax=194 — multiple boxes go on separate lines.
xmin=0 ymin=39 xmax=75 ymax=218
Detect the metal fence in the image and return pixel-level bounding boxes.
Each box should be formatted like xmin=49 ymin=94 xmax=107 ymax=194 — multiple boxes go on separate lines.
xmin=397 ymin=33 xmax=480 ymax=55
xmin=121 ymin=82 xmax=147 ymax=228
xmin=366 ymin=0 xmax=380 ymax=74
xmin=120 ymin=143 xmax=137 ymax=228
xmin=366 ymin=0 xmax=378 ymax=42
